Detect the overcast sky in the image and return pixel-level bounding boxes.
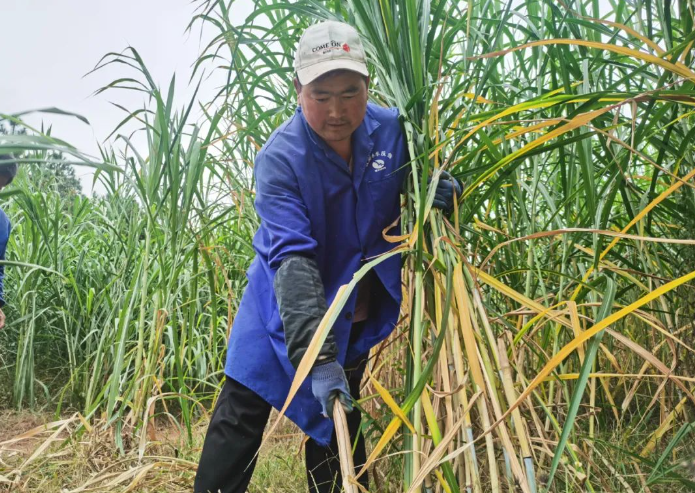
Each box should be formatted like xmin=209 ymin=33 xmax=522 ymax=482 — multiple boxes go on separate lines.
xmin=1 ymin=0 xmax=623 ymax=195
xmin=1 ymin=0 xmax=253 ymax=194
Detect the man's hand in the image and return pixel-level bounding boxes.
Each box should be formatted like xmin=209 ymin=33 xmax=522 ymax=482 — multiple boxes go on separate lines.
xmin=311 ymin=360 xmax=353 ymax=418
xmin=431 ymin=170 xmax=462 ymax=213
xmin=0 ymin=308 xmax=6 ymax=330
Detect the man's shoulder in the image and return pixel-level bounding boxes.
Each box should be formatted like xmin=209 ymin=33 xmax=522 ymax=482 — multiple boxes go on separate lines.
xmin=254 ymin=110 xmax=311 ymax=177
xmin=257 ymin=111 xmax=309 ymax=162
xmin=366 ymin=102 xmax=400 ymax=127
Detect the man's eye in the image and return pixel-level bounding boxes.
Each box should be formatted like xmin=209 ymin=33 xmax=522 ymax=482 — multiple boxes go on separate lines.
xmin=315 ymin=98 xmax=328 ymax=103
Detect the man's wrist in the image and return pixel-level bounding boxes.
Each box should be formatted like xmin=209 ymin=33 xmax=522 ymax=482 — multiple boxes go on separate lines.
xmin=314 ymin=355 xmax=336 ymax=367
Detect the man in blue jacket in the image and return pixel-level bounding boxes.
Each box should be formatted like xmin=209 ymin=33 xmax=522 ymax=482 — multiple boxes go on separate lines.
xmin=0 ymin=155 xmax=17 ymax=330
xmin=194 ymin=20 xmax=460 ymax=493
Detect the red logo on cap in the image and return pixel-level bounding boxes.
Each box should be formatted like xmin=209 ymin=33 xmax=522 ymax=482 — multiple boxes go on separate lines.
xmin=342 ymin=43 xmax=350 ymax=52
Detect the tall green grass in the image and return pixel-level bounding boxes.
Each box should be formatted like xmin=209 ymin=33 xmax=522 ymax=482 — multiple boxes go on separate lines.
xmin=0 ymin=61 xmax=258 ymax=446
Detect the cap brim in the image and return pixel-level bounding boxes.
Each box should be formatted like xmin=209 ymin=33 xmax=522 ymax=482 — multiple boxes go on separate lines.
xmin=296 ymin=59 xmax=369 ymax=85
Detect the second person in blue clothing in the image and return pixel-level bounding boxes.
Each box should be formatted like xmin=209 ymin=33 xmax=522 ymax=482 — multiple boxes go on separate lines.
xmin=194 ymin=20 xmax=461 ymax=493
xmin=0 ymin=154 xmax=17 ymax=331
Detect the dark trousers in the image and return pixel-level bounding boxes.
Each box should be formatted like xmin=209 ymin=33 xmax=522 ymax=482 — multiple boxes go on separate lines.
xmin=194 ymin=358 xmax=369 ymax=493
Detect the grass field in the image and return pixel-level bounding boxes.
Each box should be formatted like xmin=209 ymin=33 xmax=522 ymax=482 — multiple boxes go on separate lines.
xmin=3 ymin=0 xmax=695 ymax=491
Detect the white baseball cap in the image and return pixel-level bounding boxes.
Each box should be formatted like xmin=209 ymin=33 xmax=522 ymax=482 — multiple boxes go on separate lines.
xmin=294 ymin=21 xmax=369 ymax=85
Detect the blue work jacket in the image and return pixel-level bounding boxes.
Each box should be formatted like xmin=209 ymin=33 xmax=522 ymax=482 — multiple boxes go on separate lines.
xmin=225 ymin=102 xmax=408 ymax=446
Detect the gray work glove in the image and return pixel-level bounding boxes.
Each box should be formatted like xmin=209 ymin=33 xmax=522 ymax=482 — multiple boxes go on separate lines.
xmin=311 ymin=360 xmax=353 ymax=418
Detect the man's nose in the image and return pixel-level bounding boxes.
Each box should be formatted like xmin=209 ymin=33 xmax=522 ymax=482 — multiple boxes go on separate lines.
xmin=327 ymin=97 xmax=344 ymax=117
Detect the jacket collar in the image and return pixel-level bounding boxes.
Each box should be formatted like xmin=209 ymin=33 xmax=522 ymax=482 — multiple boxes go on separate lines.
xmin=298 ymin=104 xmax=380 ymax=182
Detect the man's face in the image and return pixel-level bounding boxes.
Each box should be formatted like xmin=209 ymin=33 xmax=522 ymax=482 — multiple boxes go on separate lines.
xmin=294 ymin=70 xmax=369 ymax=148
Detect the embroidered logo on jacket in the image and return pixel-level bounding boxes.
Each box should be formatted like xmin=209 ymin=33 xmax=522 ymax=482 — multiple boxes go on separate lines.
xmin=368 ymin=150 xmax=392 ymax=173
xmin=372 ymin=159 xmax=386 ymax=171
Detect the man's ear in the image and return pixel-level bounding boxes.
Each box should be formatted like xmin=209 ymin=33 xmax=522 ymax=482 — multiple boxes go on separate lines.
xmin=293 ymin=78 xmax=302 ymax=103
